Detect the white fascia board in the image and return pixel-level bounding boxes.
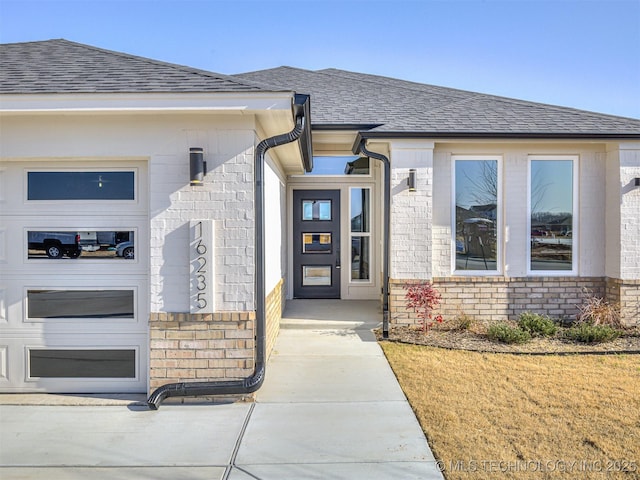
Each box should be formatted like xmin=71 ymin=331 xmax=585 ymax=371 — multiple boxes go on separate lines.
xmin=388 ymin=139 xmax=436 ymax=150
xmin=0 ymin=92 xmax=294 ymax=114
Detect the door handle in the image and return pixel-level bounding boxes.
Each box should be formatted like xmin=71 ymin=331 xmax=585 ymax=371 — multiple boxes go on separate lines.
xmin=336 ymin=247 xmax=341 ymax=269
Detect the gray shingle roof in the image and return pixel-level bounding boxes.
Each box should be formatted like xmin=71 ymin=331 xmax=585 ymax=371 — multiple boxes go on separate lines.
xmin=3 ymin=40 xmax=638 ymax=137
xmin=236 ymin=67 xmax=640 ymax=137
xmin=0 ymin=39 xmax=278 ymax=94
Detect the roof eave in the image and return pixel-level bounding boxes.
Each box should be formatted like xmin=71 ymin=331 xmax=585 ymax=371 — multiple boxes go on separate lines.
xmin=352 ymin=130 xmax=640 ymax=151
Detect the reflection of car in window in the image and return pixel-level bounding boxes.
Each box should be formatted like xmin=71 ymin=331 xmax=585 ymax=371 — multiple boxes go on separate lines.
xmin=115 ymin=241 xmax=134 ymax=259
xmin=27 ymin=232 xmax=82 ymax=258
xmin=79 ymin=231 xmax=133 ymax=252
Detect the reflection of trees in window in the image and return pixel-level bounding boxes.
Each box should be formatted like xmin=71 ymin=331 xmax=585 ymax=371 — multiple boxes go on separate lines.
xmin=529 ymin=160 xmax=574 ymax=271
xmin=460 ymin=161 xmax=497 ymax=208
xmin=455 ymin=160 xmax=498 ymax=271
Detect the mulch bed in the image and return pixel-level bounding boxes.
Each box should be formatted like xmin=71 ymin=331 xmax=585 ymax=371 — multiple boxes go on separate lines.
xmin=376 ymin=325 xmax=640 ymax=354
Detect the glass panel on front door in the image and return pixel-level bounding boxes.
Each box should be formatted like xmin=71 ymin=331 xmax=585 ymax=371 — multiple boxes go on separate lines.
xmin=302 ymin=233 xmax=332 ymax=253
xmin=302 ymin=266 xmax=332 ymax=286
xmin=302 ymin=200 xmax=332 ymax=221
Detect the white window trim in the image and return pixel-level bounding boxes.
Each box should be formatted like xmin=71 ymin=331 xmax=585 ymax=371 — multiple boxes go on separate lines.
xmin=526 ymin=155 xmax=579 ymax=276
xmin=451 ymin=155 xmax=503 ymax=275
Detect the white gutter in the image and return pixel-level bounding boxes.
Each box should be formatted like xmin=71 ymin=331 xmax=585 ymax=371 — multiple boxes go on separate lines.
xmin=0 ymin=92 xmax=294 ymax=114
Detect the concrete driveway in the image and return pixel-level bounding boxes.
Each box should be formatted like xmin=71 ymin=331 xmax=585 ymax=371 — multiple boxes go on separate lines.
xmin=0 ymin=300 xmax=444 ymax=479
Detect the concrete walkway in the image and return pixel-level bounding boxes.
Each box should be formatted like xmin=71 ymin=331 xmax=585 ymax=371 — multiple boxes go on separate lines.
xmin=0 ymin=300 xmax=444 ymax=480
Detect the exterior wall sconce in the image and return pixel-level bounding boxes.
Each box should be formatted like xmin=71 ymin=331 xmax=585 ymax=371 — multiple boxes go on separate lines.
xmin=407 ymin=169 xmax=417 ymax=192
xmin=635 ymin=177 xmax=640 ymax=187
xmin=190 ymin=147 xmax=207 ymax=186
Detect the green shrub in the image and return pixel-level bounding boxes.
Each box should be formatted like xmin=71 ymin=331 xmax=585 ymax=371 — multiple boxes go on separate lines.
xmin=487 ymin=323 xmax=532 ymax=344
xmin=563 ymin=324 xmax=621 ymax=343
xmin=517 ymin=312 xmax=558 ymax=337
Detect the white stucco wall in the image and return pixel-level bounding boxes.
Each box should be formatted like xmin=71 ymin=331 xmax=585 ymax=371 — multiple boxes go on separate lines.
xmin=264 ymin=153 xmax=287 ymax=294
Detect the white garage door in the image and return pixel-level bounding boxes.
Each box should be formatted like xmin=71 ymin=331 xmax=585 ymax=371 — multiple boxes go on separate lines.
xmin=0 ymin=160 xmax=148 ymax=393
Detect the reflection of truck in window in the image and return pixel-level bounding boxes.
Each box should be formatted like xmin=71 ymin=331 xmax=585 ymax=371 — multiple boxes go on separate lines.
xmin=28 ymin=232 xmax=82 ymax=258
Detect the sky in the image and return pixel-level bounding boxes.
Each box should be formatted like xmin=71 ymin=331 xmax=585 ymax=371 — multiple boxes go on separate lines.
xmin=1 ymin=0 xmax=639 ymax=119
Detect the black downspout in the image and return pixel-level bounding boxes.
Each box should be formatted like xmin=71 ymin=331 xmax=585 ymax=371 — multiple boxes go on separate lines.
xmin=147 ymin=96 xmax=309 ymax=410
xmin=354 ymin=141 xmax=390 ymax=339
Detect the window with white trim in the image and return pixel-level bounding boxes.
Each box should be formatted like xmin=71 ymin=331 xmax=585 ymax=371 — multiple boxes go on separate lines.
xmin=453 ymin=156 xmax=501 ymax=274
xmin=528 ymin=156 xmax=578 ymax=274
xmin=350 ymin=187 xmax=371 ymax=281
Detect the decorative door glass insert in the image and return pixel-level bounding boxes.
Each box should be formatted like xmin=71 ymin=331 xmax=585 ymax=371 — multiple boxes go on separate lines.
xmin=302 ymin=266 xmax=332 ymax=286
xmin=302 ymin=200 xmax=332 ymax=221
xmin=302 ymin=233 xmax=332 ymax=253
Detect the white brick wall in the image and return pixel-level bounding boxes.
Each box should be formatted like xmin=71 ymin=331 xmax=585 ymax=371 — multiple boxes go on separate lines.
xmin=150 ymin=126 xmax=257 ymax=313
xmin=399 ymin=144 xmax=617 ymax=280
xmin=619 ymin=144 xmax=640 ymax=279
xmin=389 ymin=143 xmax=433 ymax=279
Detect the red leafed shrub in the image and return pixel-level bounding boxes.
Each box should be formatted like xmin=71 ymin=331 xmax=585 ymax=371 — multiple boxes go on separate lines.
xmin=403 ymin=281 xmax=443 ymax=334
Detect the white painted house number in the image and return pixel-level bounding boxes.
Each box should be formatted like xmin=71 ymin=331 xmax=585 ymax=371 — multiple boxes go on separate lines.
xmin=190 ymin=220 xmax=214 ymax=313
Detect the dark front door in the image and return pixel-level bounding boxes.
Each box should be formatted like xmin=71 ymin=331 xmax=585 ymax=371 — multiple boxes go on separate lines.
xmin=293 ymin=189 xmax=341 ymax=298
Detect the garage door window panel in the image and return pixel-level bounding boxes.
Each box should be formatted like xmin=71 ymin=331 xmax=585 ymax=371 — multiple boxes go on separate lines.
xmin=28 ymin=349 xmax=137 ymax=378
xmin=27 ymin=290 xmax=135 ymax=320
xmin=27 ymin=171 xmax=135 ymax=200
xmin=27 ymin=230 xmax=135 ymax=260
